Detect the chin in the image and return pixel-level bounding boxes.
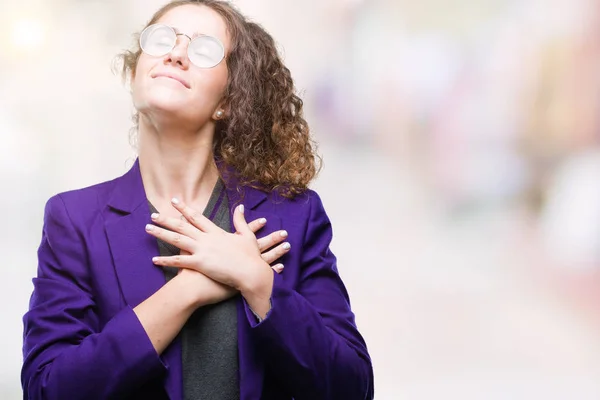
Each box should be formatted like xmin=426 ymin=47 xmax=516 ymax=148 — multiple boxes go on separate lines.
xmin=141 ymin=88 xmax=189 ymax=113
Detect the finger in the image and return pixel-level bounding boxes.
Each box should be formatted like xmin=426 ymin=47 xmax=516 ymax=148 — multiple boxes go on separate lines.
xmin=145 ymin=223 xmax=195 ymax=252
xmin=232 ymin=204 xmax=252 ymax=236
xmin=271 ymin=263 xmax=284 ymax=274
xmin=171 ymin=197 xmax=218 ymax=233
xmin=150 ymin=212 xmax=201 ymax=240
xmin=261 ymin=242 xmax=291 ymax=265
xmin=247 ymin=217 xmax=267 ymax=234
xmin=152 ymin=254 xmax=195 ymax=269
xmin=257 ymin=230 xmax=288 ymax=252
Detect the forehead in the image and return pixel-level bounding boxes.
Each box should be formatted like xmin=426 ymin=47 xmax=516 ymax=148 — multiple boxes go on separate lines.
xmin=156 ymin=4 xmax=230 ymax=48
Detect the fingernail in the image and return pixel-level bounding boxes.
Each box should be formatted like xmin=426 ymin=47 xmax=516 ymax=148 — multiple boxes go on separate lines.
xmin=171 ymin=197 xmax=180 ymax=205
xmin=279 ymin=230 xmax=288 ymax=238
xmin=239 ymin=204 xmax=244 ymax=214
xmin=259 ymin=218 xmax=267 ymax=224
xmin=151 ymin=213 xmax=159 ymax=220
xmin=152 ymin=257 xmax=158 ymax=263
xmin=145 ymin=224 xmax=154 ymax=231
xmin=282 ymin=242 xmax=291 ymax=250
xmin=276 ymin=264 xmax=285 ymax=271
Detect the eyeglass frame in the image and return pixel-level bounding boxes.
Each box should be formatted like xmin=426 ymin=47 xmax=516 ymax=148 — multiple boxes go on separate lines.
xmin=139 ymin=23 xmax=226 ymax=69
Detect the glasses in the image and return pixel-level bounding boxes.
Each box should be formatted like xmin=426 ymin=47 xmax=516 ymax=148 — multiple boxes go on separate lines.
xmin=139 ymin=24 xmax=225 ymax=69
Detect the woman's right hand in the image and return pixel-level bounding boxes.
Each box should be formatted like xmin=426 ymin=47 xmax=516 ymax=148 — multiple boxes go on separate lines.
xmin=175 ymin=216 xmax=289 ymax=307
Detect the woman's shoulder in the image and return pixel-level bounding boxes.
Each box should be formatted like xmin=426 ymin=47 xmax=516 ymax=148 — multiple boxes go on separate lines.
xmin=246 ymin=185 xmax=329 ymax=219
xmin=43 ymin=175 xmax=123 ymax=222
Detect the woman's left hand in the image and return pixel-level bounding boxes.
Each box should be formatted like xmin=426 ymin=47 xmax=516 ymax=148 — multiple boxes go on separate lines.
xmin=146 ymin=198 xmax=284 ymax=295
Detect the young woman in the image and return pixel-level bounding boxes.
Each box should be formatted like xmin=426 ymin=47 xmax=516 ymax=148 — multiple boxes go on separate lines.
xmin=21 ymin=1 xmax=374 ymax=399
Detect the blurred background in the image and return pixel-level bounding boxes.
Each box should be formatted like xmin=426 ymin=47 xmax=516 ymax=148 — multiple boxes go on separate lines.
xmin=2 ymin=0 xmax=600 ymax=398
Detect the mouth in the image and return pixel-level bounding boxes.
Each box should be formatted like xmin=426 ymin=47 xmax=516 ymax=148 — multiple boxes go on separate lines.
xmin=151 ymin=72 xmax=190 ymax=89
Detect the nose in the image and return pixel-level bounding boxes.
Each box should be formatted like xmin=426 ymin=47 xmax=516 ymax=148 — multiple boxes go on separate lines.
xmin=164 ymin=33 xmax=191 ymax=69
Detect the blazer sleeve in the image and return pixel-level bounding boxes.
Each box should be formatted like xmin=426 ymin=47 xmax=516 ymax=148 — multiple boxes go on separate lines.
xmin=21 ymin=195 xmax=167 ymax=400
xmin=242 ymin=191 xmax=375 ymax=400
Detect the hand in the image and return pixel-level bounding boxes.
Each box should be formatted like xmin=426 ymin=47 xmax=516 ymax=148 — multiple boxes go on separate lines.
xmin=145 ymin=198 xmax=290 ymax=291
xmin=173 ymin=216 xmax=288 ymax=307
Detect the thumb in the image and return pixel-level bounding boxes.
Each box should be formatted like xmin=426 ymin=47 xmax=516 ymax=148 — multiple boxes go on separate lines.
xmin=233 ymin=204 xmax=252 ymax=235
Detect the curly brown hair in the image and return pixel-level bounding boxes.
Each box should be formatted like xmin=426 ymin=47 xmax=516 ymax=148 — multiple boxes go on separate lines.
xmin=116 ymin=0 xmax=321 ymax=198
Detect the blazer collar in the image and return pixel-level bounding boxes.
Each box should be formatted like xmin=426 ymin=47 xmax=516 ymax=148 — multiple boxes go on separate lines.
xmin=106 ymin=158 xmax=147 ymax=214
xmin=107 ymin=158 xmax=269 ymax=215
xmin=218 ymin=159 xmax=269 ymax=211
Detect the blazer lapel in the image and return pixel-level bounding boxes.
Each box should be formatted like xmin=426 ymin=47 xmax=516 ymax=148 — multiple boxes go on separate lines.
xmin=225 ymin=180 xmax=282 ymax=400
xmin=104 ymin=158 xmax=182 ymax=400
xmin=104 ymin=159 xmax=163 ymax=308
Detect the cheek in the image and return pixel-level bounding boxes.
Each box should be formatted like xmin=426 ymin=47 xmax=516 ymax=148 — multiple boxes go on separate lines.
xmin=216 ymin=65 xmax=229 ymax=94
xmin=131 ymin=60 xmax=149 ymax=102
xmin=195 ymin=67 xmax=228 ymax=104
xmin=131 ymin=77 xmax=146 ymax=108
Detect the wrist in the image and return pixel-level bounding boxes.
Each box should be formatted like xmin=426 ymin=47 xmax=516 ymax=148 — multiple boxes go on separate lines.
xmin=240 ymin=263 xmax=274 ymax=319
xmin=239 ymin=260 xmax=272 ymax=297
xmin=172 ymin=271 xmax=204 ymax=309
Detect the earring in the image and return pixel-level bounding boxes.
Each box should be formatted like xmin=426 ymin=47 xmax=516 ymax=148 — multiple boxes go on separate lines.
xmin=216 ymin=110 xmax=224 ymax=119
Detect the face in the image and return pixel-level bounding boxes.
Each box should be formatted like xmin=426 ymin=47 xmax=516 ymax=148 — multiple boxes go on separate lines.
xmin=132 ymin=4 xmax=230 ymax=129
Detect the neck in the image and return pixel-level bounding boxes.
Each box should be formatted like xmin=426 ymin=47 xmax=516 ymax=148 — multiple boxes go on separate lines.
xmin=137 ymin=115 xmax=220 ymax=212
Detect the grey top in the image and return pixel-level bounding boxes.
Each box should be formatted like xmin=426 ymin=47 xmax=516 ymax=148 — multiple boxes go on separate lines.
xmin=149 ymin=178 xmax=239 ymax=400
